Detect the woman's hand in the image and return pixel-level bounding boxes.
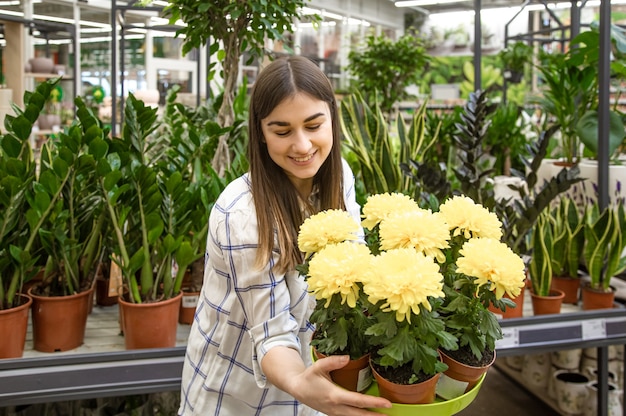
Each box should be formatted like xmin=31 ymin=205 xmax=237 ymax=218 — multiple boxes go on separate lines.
xmin=263 ymin=347 xmax=392 ymax=415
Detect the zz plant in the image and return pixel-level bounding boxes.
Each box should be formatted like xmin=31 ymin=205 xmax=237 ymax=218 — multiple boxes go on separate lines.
xmin=88 ymin=94 xmax=204 ymax=303
xmin=0 ymin=79 xmax=66 ymax=309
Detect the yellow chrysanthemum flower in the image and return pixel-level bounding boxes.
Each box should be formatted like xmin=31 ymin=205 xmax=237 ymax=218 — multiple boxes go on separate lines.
xmin=379 ymin=210 xmax=451 ymax=263
xmin=363 ymin=248 xmax=444 ymax=323
xmin=361 ymin=193 xmax=422 ymax=230
xmin=456 ymin=238 xmax=526 ymax=299
xmin=307 ymin=242 xmax=373 ymax=308
xmin=439 ymin=195 xmax=503 ymax=239
xmin=298 ymin=209 xmax=360 ymax=255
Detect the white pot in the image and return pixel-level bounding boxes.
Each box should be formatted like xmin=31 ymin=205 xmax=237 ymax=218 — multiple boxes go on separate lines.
xmin=554 ymin=371 xmax=590 ymax=415
xmin=493 ymin=175 xmax=526 ymax=204
xmin=583 ymin=381 xmax=623 ymax=416
xmin=521 ymin=353 xmax=551 ymax=388
xmin=578 ymin=159 xmax=626 ymax=206
xmin=551 ymin=348 xmax=583 ymax=370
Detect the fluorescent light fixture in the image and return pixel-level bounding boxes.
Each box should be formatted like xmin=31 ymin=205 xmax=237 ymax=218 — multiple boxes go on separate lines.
xmin=395 ymin=0 xmax=469 ymax=7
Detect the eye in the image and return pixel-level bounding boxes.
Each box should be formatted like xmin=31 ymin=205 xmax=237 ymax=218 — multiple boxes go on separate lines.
xmin=306 ymin=124 xmax=321 ymax=131
xmin=275 ymin=130 xmax=290 ymax=137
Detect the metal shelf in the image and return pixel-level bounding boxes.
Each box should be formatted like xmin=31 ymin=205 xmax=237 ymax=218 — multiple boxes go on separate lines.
xmin=0 ymin=296 xmax=625 ymax=409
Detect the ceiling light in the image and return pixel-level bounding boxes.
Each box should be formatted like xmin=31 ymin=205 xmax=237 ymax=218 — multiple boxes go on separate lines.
xmin=395 ymin=0 xmax=469 ymax=7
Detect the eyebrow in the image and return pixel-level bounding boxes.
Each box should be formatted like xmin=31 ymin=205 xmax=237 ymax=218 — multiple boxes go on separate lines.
xmin=266 ymin=112 xmax=326 ymax=127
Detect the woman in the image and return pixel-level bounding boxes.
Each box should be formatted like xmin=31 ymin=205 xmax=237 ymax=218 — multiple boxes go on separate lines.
xmin=178 ymin=56 xmax=391 ymax=415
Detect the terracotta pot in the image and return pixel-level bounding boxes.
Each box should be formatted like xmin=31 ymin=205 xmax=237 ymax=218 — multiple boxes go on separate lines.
xmin=313 ymin=349 xmax=372 ymax=392
xmin=581 ymin=283 xmax=615 ymax=310
xmin=437 ymin=349 xmax=496 ymax=400
xmin=178 ymin=290 xmax=200 ymax=325
xmin=551 ymin=275 xmax=581 ymax=304
xmin=488 ymin=289 xmax=524 ymax=319
xmin=530 ymin=289 xmax=565 ymax=315
xmin=95 ymin=276 xmax=118 ymax=306
xmin=370 ymin=362 xmax=440 ymax=404
xmin=28 ymin=286 xmax=94 ymax=352
xmin=118 ymin=291 xmax=182 ymax=349
xmin=0 ymin=294 xmax=32 ymax=359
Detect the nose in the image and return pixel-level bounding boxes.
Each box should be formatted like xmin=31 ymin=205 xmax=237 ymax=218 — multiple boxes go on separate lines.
xmin=291 ymin=129 xmax=312 ymax=154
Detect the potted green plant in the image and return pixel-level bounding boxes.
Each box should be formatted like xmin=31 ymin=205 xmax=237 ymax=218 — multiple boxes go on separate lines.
xmin=547 ymin=198 xmax=585 ymax=304
xmin=26 ymin=95 xmax=109 ymax=352
xmin=37 ymin=82 xmax=63 ymax=131
xmin=498 ymin=41 xmax=533 ymax=83
xmin=0 ymin=79 xmax=64 ymax=357
xmin=528 ymin=210 xmax=565 ymax=315
xmin=345 ymin=33 xmax=431 ymax=115
xmin=569 ymin=27 xmax=626 ymax=206
xmin=581 ymin=201 xmax=626 ymax=309
xmin=93 ymin=94 xmax=204 ymax=349
xmin=157 ymin=84 xmax=249 ymax=324
xmin=534 ymin=30 xmax=603 ymax=166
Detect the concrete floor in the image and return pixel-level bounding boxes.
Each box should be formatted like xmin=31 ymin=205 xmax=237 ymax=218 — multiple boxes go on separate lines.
xmin=458 ymin=363 xmax=559 ymax=415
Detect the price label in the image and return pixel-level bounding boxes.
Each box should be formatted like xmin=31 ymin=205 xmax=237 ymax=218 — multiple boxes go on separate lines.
xmin=582 ymin=319 xmax=606 ymax=340
xmin=496 ymin=327 xmax=519 ymax=349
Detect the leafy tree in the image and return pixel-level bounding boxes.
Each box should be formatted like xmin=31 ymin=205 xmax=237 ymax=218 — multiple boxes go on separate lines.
xmin=347 ymin=34 xmax=430 ymax=114
xmin=163 ymin=0 xmax=319 ymax=174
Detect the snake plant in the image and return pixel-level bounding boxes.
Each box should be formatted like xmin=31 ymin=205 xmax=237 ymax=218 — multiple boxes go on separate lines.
xmin=583 ymin=202 xmax=626 ymax=292
xmin=340 ymin=91 xmax=437 ymax=197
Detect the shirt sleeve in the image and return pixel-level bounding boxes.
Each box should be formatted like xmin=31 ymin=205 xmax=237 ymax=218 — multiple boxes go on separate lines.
xmin=219 ymin=207 xmax=303 ymax=388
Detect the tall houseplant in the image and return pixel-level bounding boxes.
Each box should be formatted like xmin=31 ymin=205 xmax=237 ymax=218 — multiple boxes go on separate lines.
xmin=163 ymin=0 xmax=318 ymax=174
xmin=26 ymin=94 xmax=110 ymax=352
xmin=346 ymin=33 xmax=431 ymax=115
xmin=91 ymin=94 xmax=205 ymax=348
xmin=0 ymin=79 xmax=64 ymax=356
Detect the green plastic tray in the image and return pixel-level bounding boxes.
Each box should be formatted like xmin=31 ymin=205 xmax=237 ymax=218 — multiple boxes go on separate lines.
xmin=366 ymin=374 xmax=486 ymax=416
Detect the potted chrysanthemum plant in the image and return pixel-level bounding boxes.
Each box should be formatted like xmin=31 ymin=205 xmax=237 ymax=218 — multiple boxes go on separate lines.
xmin=433 ymin=196 xmax=526 ymax=398
xmin=361 ymin=193 xmax=526 ymax=401
xmin=360 ymin=193 xmax=458 ymax=404
xmin=297 ymin=209 xmax=375 ymax=392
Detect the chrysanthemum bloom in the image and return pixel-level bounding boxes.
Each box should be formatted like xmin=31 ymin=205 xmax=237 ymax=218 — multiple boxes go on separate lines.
xmin=379 ymin=210 xmax=451 ymax=262
xmin=364 ymin=248 xmax=444 ymax=323
xmin=456 ymin=238 xmax=526 ymax=299
xmin=298 ymin=209 xmax=360 ymax=255
xmin=361 ymin=192 xmax=422 ymax=230
xmin=439 ymin=195 xmax=503 ymax=239
xmin=307 ymin=242 xmax=373 ymax=308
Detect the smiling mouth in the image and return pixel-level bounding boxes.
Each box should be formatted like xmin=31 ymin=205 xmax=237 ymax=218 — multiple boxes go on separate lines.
xmin=292 ymin=152 xmax=315 ymax=163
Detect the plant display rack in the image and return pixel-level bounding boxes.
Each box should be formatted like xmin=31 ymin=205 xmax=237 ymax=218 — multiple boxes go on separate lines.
xmin=0 ymin=290 xmax=624 ymax=414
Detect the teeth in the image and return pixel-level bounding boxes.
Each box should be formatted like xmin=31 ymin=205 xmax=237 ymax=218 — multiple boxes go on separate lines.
xmin=294 ymin=154 xmax=313 ymax=162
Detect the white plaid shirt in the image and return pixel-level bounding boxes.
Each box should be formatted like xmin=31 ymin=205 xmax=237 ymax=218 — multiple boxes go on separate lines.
xmin=178 ymin=159 xmax=362 ymax=415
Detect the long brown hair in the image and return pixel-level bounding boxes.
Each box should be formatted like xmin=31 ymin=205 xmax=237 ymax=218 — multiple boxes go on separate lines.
xmin=248 ymin=56 xmax=345 ymax=273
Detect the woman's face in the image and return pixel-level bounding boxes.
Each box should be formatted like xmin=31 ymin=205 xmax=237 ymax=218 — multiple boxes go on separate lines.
xmin=261 ymin=92 xmax=333 ymax=197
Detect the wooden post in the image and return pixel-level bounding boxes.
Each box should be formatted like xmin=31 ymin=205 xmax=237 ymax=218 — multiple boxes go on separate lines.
xmin=3 ymin=20 xmax=25 ymax=108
